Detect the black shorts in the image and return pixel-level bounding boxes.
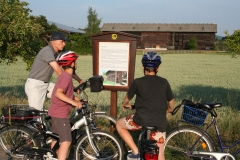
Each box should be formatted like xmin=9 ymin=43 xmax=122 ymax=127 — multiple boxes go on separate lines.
xmin=51 ymin=117 xmax=72 ymax=143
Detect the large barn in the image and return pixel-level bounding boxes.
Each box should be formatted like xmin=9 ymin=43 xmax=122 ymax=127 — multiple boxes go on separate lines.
xmin=101 ymin=23 xmax=217 ymax=50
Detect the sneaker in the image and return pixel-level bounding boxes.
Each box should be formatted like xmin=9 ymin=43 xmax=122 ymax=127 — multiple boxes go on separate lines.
xmin=127 ymin=153 xmax=140 ymax=160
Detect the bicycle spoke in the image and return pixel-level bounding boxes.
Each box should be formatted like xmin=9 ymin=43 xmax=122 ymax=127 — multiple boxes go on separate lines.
xmin=75 ymin=130 xmax=123 ymax=160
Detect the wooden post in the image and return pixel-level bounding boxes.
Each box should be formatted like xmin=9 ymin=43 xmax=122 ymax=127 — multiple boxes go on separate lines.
xmin=110 ymin=91 xmax=117 ymax=118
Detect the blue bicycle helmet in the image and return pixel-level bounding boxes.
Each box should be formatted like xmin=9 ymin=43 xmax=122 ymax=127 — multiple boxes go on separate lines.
xmin=141 ymin=52 xmax=162 ymax=69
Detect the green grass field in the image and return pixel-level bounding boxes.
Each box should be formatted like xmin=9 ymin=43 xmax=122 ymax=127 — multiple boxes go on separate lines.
xmin=1 ymin=53 xmax=240 ymax=115
xmin=0 ymin=53 xmax=240 ymax=156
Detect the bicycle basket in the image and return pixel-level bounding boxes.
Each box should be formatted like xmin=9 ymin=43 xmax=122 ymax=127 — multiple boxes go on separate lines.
xmin=182 ymin=105 xmax=208 ymax=126
xmin=2 ymin=104 xmax=38 ymax=122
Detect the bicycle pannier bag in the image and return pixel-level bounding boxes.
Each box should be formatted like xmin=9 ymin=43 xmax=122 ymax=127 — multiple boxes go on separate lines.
xmin=89 ymin=76 xmax=104 ymax=92
xmin=2 ymin=104 xmax=37 ymax=122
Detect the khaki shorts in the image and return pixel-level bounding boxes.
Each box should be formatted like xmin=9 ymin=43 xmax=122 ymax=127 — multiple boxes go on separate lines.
xmin=25 ymin=78 xmax=55 ymax=110
xmin=51 ymin=117 xmax=72 ymax=143
xmin=124 ymin=115 xmax=166 ymax=144
xmin=25 ymin=78 xmax=48 ymax=110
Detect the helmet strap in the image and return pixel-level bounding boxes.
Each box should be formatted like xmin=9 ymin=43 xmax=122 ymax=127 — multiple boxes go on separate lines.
xmin=69 ymin=66 xmax=76 ymax=75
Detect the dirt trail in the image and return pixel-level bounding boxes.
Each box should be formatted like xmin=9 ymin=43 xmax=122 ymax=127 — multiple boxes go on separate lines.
xmin=0 ymin=148 xmax=11 ymax=159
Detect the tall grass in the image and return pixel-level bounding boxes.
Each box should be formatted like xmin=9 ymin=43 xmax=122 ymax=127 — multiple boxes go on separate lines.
xmin=0 ymin=53 xmax=240 ymax=149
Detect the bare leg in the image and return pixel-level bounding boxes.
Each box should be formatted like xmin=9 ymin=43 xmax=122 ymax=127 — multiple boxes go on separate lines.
xmin=116 ymin=118 xmax=138 ymax=154
xmin=57 ymin=141 xmax=71 ymax=160
xmin=157 ymin=143 xmax=165 ymax=160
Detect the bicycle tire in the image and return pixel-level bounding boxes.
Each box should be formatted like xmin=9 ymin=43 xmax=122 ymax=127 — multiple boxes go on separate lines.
xmin=164 ymin=125 xmax=215 ymax=160
xmin=74 ymin=130 xmax=124 ymax=160
xmin=0 ymin=125 xmax=41 ymax=159
xmin=93 ymin=113 xmax=116 ymax=130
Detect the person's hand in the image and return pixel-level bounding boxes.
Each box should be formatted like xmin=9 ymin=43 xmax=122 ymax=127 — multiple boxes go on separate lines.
xmin=167 ymin=108 xmax=173 ymax=113
xmin=72 ymin=100 xmax=82 ymax=109
xmin=76 ymin=89 xmax=81 ymax=94
xmin=79 ymin=79 xmax=84 ymax=84
xmin=122 ymin=104 xmax=132 ymax=111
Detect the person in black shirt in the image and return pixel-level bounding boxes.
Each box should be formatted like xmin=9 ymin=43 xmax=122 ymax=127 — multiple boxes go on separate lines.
xmin=116 ymin=52 xmax=175 ymax=160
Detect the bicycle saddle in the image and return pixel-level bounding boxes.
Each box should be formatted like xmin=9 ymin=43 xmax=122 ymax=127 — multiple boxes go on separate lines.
xmin=201 ymin=103 xmax=222 ymax=110
xmin=142 ymin=126 xmax=157 ymax=131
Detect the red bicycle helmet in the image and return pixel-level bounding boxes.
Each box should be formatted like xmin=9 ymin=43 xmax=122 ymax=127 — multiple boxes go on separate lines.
xmin=56 ymin=51 xmax=78 ymax=66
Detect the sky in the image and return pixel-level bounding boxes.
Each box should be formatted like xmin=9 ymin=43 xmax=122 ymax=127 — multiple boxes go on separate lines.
xmin=23 ymin=0 xmax=240 ymax=37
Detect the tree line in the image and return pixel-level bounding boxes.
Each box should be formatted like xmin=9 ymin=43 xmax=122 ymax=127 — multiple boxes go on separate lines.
xmin=0 ymin=0 xmax=239 ymax=70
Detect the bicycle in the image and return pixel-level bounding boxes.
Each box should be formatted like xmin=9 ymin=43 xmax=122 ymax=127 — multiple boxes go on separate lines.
xmin=123 ymin=105 xmax=160 ymax=160
xmin=164 ymin=99 xmax=236 ymax=160
xmin=0 ymin=76 xmax=123 ymax=160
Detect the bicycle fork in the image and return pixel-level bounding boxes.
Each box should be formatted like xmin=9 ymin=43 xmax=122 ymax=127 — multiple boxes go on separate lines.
xmin=71 ymin=115 xmax=101 ymax=158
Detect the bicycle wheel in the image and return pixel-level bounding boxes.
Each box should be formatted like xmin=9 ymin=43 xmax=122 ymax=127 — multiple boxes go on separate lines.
xmin=0 ymin=125 xmax=41 ymax=159
xmin=74 ymin=130 xmax=124 ymax=160
xmin=93 ymin=113 xmax=116 ymax=131
xmin=164 ymin=125 xmax=215 ymax=160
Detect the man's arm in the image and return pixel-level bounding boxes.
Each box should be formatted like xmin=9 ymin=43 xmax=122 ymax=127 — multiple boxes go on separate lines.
xmin=49 ymin=61 xmax=62 ymax=76
xmin=72 ymin=74 xmax=83 ymax=84
xmin=167 ymin=98 xmax=175 ymax=113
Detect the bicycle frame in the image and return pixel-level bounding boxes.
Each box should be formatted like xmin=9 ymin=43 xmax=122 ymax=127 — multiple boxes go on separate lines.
xmin=211 ymin=116 xmax=240 ymax=158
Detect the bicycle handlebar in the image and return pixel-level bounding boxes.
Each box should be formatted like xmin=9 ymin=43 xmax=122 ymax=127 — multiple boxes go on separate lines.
xmin=74 ymin=79 xmax=90 ymax=92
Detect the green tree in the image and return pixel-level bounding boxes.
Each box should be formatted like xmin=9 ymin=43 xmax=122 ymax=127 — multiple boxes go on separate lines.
xmin=0 ymin=0 xmax=43 ymax=69
xmin=65 ymin=33 xmax=91 ymax=55
xmin=65 ymin=6 xmax=102 ymax=55
xmin=85 ymin=7 xmax=102 ymax=36
xmin=224 ymin=30 xmax=240 ymax=58
xmin=187 ymin=37 xmax=198 ymax=50
xmin=27 ymin=15 xmax=58 ymax=66
xmin=30 ymin=15 xmax=58 ymax=43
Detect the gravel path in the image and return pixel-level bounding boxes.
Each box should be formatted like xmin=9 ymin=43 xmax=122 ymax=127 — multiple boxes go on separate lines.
xmin=0 ymin=148 xmax=74 ymax=160
xmin=0 ymin=148 xmax=11 ymax=159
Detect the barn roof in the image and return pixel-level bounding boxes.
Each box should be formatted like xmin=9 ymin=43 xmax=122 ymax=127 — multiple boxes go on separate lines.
xmin=48 ymin=21 xmax=85 ymax=34
xmin=101 ymin=23 xmax=217 ymax=33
